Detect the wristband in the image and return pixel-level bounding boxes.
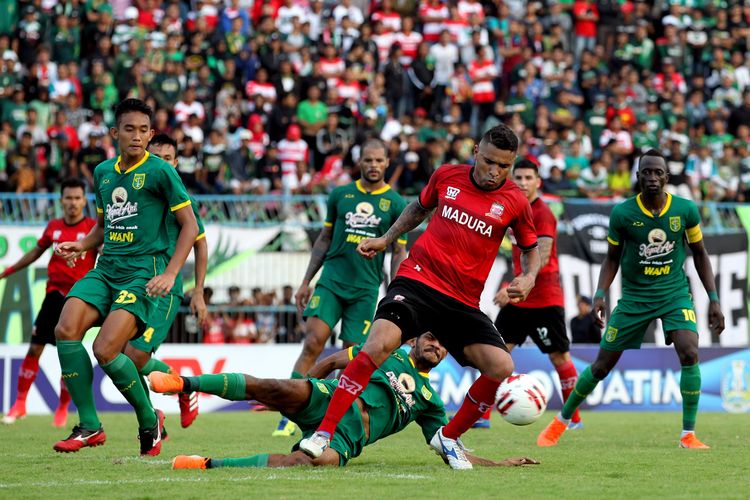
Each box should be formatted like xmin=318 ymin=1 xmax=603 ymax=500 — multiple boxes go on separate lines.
xmin=708 ymin=291 xmax=719 ymax=302
xmin=1 ymin=265 xmax=14 ymax=278
xmin=593 ymin=289 xmax=606 ymax=300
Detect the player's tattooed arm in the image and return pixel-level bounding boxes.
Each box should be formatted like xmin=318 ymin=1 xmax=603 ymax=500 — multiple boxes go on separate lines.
xmin=383 ymin=201 xmax=432 ymax=245
xmin=295 ymin=225 xmax=333 ymax=312
xmin=689 ymin=239 xmax=725 ymax=336
xmin=537 ymin=236 xmax=553 ymax=268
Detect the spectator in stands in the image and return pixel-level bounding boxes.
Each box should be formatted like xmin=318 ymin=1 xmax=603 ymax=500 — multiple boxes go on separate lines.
xmin=577 ymin=157 xmax=609 ymax=199
xmin=571 ymin=295 xmax=601 ymax=344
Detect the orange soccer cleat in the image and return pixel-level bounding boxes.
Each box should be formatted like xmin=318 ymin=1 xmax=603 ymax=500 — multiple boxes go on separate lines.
xmin=679 ymin=433 xmax=710 ymax=449
xmin=536 ymin=415 xmax=568 ymax=447
xmin=172 ymin=455 xmax=209 ymax=470
xmin=149 ymin=372 xmax=185 ymax=395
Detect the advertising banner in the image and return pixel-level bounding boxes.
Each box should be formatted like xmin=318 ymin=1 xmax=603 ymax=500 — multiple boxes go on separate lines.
xmin=2 ymin=345 xmax=748 ymax=416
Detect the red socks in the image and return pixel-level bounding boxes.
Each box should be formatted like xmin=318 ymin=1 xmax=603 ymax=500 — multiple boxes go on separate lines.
xmin=58 ymin=377 xmax=71 ymax=410
xmin=16 ymin=355 xmax=40 ymax=402
xmin=556 ymin=360 xmax=581 ymax=424
xmin=317 ymin=351 xmax=378 ymax=437
xmin=443 ymin=375 xmax=501 ymax=439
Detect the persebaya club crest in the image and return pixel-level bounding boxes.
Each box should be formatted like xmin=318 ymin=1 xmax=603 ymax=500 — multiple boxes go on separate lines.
xmin=669 ymin=216 xmax=681 ymax=232
xmin=132 ymin=173 xmax=146 ymax=190
xmin=379 ymin=198 xmax=391 ymax=211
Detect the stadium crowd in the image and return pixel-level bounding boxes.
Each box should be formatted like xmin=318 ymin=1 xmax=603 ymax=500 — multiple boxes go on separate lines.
xmin=1 ymin=0 xmax=750 ymax=203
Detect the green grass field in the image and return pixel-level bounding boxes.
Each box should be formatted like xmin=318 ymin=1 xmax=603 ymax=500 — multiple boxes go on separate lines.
xmin=0 ymin=411 xmax=748 ymax=499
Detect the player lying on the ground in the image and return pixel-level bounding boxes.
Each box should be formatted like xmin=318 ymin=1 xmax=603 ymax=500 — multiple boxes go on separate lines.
xmin=149 ymin=333 xmax=539 ymax=469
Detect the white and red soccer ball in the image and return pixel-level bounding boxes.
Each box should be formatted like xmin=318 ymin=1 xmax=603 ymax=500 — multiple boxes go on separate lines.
xmin=495 ymin=374 xmax=548 ymax=425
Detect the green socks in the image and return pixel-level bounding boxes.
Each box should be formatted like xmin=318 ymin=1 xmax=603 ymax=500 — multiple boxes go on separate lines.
xmin=291 ymin=371 xmax=304 ymax=380
xmin=561 ymin=366 xmax=602 ymax=420
xmin=184 ymin=373 xmax=247 ymax=400
xmin=210 ymin=453 xmax=270 ymax=468
xmin=57 ymin=340 xmax=101 ymax=430
xmin=680 ymin=364 xmax=701 ymax=431
xmin=101 ymin=353 xmax=157 ymax=429
xmin=141 ymin=358 xmax=173 ymax=376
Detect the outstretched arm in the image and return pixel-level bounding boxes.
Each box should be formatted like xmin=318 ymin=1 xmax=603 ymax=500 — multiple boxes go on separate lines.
xmin=689 ymin=239 xmax=725 ymax=336
xmin=1 ymin=245 xmax=46 ymax=278
xmin=358 ymin=201 xmax=433 ymax=259
xmin=307 ymin=349 xmax=351 ymax=379
xmin=466 ymin=453 xmax=540 ymax=467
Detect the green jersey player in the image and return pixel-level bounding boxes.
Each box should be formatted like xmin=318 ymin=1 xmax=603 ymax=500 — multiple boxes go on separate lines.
xmin=537 ymin=149 xmax=725 ymax=449
xmin=148 ymin=333 xmax=539 ymax=469
xmin=54 ymin=99 xmax=199 ymax=456
xmin=274 ymin=139 xmax=408 ymax=437
xmin=124 ymin=133 xmax=208 ymax=430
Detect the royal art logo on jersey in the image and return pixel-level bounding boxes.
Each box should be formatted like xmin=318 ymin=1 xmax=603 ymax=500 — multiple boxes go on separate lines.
xmin=106 ymin=187 xmax=139 ymax=224
xmin=639 ymin=228 xmax=675 ymax=260
xmin=441 ymin=205 xmax=493 ymax=237
xmin=446 ymin=186 xmax=460 ymax=200
xmin=345 ymin=202 xmax=382 ymax=229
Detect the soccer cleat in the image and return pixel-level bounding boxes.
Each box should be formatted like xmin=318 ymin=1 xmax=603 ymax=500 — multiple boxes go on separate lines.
xmin=149 ymin=372 xmax=184 ymax=395
xmin=429 ymin=427 xmax=473 ymax=470
xmin=299 ymin=431 xmax=330 ymax=458
xmin=178 ymin=392 xmax=199 ymax=428
xmin=568 ymin=421 xmax=584 ymax=430
xmin=472 ymin=418 xmax=491 ymax=429
xmin=272 ymin=417 xmax=297 ymax=437
xmin=139 ymin=410 xmax=165 ymax=456
xmin=53 ymin=425 xmax=107 ymax=452
xmin=52 ymin=407 xmax=68 ymax=428
xmin=2 ymin=402 xmax=27 ymax=424
xmin=172 ymin=455 xmax=209 ymax=470
xmin=679 ymin=433 xmax=710 ymax=449
xmin=537 ymin=415 xmax=568 ymax=447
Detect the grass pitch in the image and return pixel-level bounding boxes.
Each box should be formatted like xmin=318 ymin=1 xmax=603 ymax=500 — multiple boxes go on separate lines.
xmin=0 ymin=411 xmax=747 ymax=499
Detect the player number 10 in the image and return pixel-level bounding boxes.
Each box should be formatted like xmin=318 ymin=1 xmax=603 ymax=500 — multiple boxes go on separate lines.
xmin=681 ymin=309 xmax=696 ymax=323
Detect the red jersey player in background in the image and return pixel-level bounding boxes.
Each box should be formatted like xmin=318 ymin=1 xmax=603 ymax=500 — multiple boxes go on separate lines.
xmin=1 ymin=178 xmax=97 ymax=426
xmin=492 ymin=159 xmax=582 ymax=429
xmin=299 ymin=124 xmax=541 ymax=470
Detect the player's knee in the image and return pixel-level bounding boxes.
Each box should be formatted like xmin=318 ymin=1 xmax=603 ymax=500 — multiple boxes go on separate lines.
xmin=92 ymin=340 xmax=118 ymax=365
xmin=54 ymin=321 xmax=78 ymax=341
xmin=678 ymin=347 xmax=699 ymax=366
xmin=301 ymin=332 xmax=326 ymax=357
xmin=590 ymin=362 xmax=611 ymax=380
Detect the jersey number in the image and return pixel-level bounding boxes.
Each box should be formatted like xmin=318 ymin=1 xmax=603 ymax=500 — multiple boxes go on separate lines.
xmin=681 ymin=309 xmax=697 ymax=323
xmin=115 ymin=290 xmax=137 ymax=305
xmin=362 ymin=320 xmax=372 ymax=335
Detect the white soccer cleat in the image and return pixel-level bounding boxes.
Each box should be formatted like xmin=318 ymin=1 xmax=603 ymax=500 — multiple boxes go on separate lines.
xmin=299 ymin=431 xmax=330 ymax=458
xmin=430 ymin=427 xmax=473 ymax=470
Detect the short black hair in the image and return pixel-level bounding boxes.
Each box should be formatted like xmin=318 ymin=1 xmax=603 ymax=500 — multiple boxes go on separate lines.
xmin=513 ymin=158 xmax=539 ymax=176
xmin=114 ymin=98 xmax=153 ymax=126
xmin=481 ymin=124 xmax=519 ymax=153
xmin=360 ymin=137 xmax=387 ymax=155
xmin=639 ymin=148 xmax=666 ymax=167
xmin=150 ymin=133 xmax=177 ymax=151
xmin=60 ymin=177 xmax=86 ymax=195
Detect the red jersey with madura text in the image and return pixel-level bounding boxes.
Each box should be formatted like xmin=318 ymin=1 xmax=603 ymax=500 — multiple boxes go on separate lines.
xmin=510 ymin=197 xmax=563 ymax=308
xmin=36 ymin=217 xmax=97 ymax=295
xmin=398 ymin=164 xmax=537 ymax=308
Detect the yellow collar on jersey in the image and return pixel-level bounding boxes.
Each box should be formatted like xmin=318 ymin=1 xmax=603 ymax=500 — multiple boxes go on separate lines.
xmin=356 ymin=179 xmax=391 ymax=195
xmin=408 ymin=355 xmax=430 ymax=379
xmin=114 ymin=152 xmax=150 ymax=175
xmin=636 ymin=192 xmax=672 ymax=218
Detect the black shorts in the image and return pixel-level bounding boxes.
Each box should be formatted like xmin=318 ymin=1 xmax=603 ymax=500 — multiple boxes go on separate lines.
xmin=495 ymin=304 xmax=569 ymax=354
xmin=32 ymin=290 xmax=66 ymax=346
xmin=373 ymin=277 xmax=507 ymax=367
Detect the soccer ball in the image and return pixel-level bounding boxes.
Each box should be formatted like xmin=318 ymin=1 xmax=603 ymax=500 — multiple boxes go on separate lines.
xmin=495 ymin=374 xmax=548 ymax=425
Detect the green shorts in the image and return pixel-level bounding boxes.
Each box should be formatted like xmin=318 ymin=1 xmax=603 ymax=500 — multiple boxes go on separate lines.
xmin=129 ymin=293 xmax=180 ymax=353
xmin=67 ymin=254 xmax=166 ymax=332
xmin=303 ymin=282 xmax=378 ymax=343
xmin=602 ymin=294 xmax=699 ymax=351
xmin=288 ymin=379 xmax=366 ymax=466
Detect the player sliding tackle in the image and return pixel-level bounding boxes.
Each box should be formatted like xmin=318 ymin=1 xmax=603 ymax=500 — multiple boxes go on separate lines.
xmin=149 ymin=333 xmax=539 ymax=469
xmin=299 ymin=124 xmax=541 ymax=470
xmin=537 ymin=149 xmax=725 ymax=449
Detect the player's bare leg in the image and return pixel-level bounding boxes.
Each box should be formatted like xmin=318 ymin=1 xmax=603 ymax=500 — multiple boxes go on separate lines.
xmin=669 ymin=329 xmax=709 ymax=449
xmin=472 ymin=342 xmax=518 ymax=430
xmin=95 ymin=310 xmax=163 ymax=455
xmin=538 ymin=348 xmax=621 ymax=447
xmin=549 ymin=351 xmax=582 ymax=428
xmin=299 ymin=318 xmax=402 ymax=458
xmin=2 ymin=343 xmax=45 ymax=424
xmin=53 ymin=298 xmax=106 ymax=452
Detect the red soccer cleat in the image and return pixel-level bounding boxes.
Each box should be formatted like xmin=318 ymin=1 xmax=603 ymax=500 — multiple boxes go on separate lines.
xmin=53 ymin=425 xmax=106 ymax=452
xmin=52 ymin=407 xmax=68 ymax=428
xmin=178 ymin=392 xmax=199 ymax=428
xmin=140 ymin=410 xmax=166 ymax=456
xmin=2 ymin=401 xmax=27 ymax=425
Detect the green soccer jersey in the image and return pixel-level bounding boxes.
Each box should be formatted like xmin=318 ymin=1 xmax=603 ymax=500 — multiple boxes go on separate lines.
xmin=607 ymin=193 xmax=703 ymax=301
xmin=94 ymin=152 xmax=192 ymax=257
xmin=317 ymin=180 xmax=407 ymax=290
xmin=164 ymin=194 xmax=205 ymax=298
xmin=348 ymin=345 xmax=448 ymax=446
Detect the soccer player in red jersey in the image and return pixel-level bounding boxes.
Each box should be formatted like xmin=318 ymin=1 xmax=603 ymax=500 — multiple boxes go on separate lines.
xmin=1 ymin=178 xmax=97 ymax=427
xmin=493 ymin=159 xmax=582 ymax=428
xmin=299 ymin=124 xmax=541 ymax=469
